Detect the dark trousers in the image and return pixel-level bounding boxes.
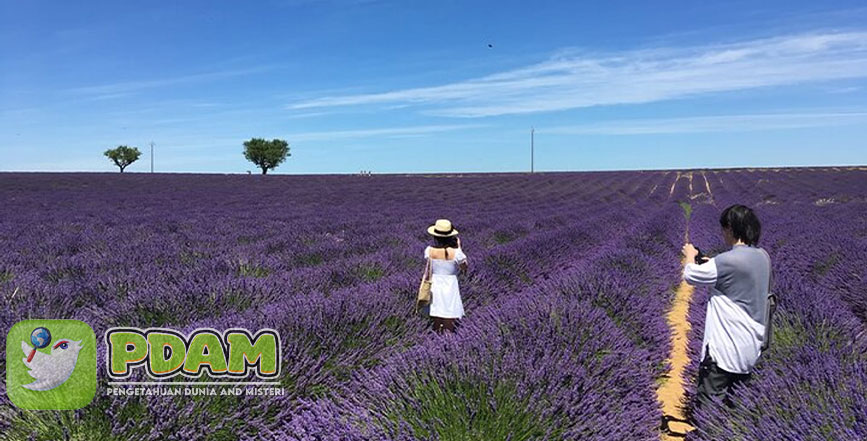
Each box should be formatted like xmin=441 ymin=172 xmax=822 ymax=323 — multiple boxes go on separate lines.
xmin=695 ymin=353 xmax=751 ymax=410
xmin=431 ymin=317 xmax=457 ymax=333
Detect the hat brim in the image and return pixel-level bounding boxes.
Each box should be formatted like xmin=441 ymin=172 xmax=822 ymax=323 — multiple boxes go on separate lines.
xmin=427 ymin=225 xmax=459 ymax=237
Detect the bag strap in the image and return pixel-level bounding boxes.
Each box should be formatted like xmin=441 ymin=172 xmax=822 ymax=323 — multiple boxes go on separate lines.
xmin=760 ymin=248 xmax=776 ymax=351
xmin=762 ymin=248 xmax=773 ymax=295
xmin=422 ymin=249 xmax=432 ymax=281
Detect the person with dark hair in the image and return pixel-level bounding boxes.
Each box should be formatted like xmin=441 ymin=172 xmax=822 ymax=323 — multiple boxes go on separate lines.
xmin=682 ymin=204 xmax=771 ymax=410
xmin=719 ymin=204 xmax=761 ymax=245
xmin=423 ymin=219 xmax=468 ymax=333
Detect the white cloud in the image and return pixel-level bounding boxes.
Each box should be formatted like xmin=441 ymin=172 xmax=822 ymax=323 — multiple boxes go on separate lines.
xmin=288 ymin=31 xmax=867 ymax=117
xmin=826 ymin=85 xmax=862 ymax=94
xmin=542 ymin=111 xmax=867 ymax=135
xmin=67 ymin=66 xmax=276 ymax=96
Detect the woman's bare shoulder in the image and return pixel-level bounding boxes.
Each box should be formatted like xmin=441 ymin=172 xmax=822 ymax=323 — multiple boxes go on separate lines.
xmin=428 ymin=247 xmax=461 ymax=260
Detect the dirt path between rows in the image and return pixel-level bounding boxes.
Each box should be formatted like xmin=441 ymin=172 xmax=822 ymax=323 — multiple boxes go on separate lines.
xmin=657 ymin=269 xmax=696 ymax=439
xmin=701 ymin=172 xmax=713 ymax=200
xmin=658 ymin=174 xmax=699 ymax=438
xmin=669 ymin=172 xmax=682 ymax=197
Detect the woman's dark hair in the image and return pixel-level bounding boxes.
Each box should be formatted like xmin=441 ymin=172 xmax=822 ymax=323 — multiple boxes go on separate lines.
xmin=433 ymin=235 xmax=458 ymax=249
xmin=719 ymin=204 xmax=761 ymax=246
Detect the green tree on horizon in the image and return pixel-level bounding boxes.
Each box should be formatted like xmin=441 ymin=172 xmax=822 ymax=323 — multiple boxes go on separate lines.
xmin=243 ymin=138 xmax=290 ymax=175
xmin=104 ymin=145 xmax=141 ymax=173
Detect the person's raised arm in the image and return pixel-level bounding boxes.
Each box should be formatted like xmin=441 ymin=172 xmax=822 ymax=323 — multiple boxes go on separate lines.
xmin=683 ymin=243 xmax=698 ymax=265
xmin=682 ymin=243 xmax=716 ymax=286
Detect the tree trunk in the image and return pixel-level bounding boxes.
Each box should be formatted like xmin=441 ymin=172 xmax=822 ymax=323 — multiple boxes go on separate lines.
xmin=261 ymin=167 xmax=268 ymax=175
xmin=119 ymin=166 xmax=125 ymax=173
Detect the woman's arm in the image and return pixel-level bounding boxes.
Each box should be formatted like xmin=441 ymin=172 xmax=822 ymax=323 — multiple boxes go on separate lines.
xmin=455 ymin=241 xmax=468 ymax=272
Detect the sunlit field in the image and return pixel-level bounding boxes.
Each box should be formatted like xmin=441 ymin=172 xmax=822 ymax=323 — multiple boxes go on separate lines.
xmin=1 ymin=168 xmax=865 ymax=440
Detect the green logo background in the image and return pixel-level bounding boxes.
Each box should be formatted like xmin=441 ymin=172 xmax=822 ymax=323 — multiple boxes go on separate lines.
xmin=6 ymin=319 xmax=97 ymax=410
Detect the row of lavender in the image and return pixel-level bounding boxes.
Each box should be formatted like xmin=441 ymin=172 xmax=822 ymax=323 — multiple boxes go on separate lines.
xmin=265 ymin=200 xmax=685 ymax=440
xmin=150 ymin=177 xmax=683 ymax=440
xmin=682 ymin=169 xmax=867 ymax=440
xmin=1 ymin=172 xmax=681 ymax=440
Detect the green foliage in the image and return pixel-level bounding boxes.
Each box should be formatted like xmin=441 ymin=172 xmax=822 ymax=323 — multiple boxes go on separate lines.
xmin=236 ymin=261 xmax=271 ymax=278
xmin=4 ymin=407 xmax=116 ymax=441
xmin=762 ymin=310 xmax=853 ymax=365
xmin=221 ymin=289 xmax=254 ymax=311
xmin=484 ymin=255 xmax=532 ymax=288
xmin=103 ymin=145 xmax=141 ymax=173
xmin=295 ymin=252 xmax=324 ymax=266
xmin=243 ymin=138 xmax=290 ymax=174
xmin=0 ymin=270 xmax=13 ymax=283
xmin=132 ymin=301 xmax=178 ymax=326
xmin=490 ymin=228 xmax=526 ymax=245
xmin=812 ymin=253 xmax=839 ymax=277
xmin=354 ymin=262 xmax=385 ymax=282
xmin=679 ymin=201 xmax=692 ymax=221
xmin=391 ymin=377 xmax=561 ymax=441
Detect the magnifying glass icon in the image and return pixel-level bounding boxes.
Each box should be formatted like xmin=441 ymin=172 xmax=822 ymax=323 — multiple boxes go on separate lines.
xmin=27 ymin=327 xmax=52 ymax=362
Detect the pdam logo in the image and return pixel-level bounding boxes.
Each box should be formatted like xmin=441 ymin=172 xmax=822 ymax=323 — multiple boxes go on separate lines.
xmin=6 ymin=319 xmax=97 ymax=410
xmin=105 ymin=328 xmax=280 ymax=380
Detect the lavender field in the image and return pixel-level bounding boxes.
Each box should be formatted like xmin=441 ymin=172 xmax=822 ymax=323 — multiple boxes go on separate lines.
xmin=0 ymin=169 xmax=865 ymax=441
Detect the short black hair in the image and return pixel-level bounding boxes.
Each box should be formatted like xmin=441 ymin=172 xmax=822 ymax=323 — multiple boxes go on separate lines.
xmin=719 ymin=204 xmax=761 ymax=246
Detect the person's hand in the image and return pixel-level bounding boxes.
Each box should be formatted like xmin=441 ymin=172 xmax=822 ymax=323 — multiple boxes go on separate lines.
xmin=682 ymin=243 xmax=699 ymax=263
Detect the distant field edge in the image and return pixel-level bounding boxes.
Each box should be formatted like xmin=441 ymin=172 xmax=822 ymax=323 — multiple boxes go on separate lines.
xmin=0 ymin=164 xmax=865 ymax=177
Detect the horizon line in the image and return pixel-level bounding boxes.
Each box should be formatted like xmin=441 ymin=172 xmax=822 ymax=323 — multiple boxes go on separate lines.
xmin=1 ymin=164 xmax=865 ymax=177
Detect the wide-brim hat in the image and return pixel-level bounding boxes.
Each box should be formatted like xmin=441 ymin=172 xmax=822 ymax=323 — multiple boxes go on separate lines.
xmin=427 ymin=219 xmax=459 ymax=237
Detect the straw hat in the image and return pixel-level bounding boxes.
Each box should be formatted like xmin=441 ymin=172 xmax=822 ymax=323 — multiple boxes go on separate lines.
xmin=427 ymin=219 xmax=459 ymax=237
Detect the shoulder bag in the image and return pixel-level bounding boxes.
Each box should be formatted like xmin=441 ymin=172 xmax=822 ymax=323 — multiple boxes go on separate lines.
xmin=416 ymin=256 xmax=432 ymax=312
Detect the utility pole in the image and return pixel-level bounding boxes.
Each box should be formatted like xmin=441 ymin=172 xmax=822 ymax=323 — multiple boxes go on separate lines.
xmin=150 ymin=141 xmax=154 ymax=173
xmin=530 ymin=127 xmax=535 ymax=173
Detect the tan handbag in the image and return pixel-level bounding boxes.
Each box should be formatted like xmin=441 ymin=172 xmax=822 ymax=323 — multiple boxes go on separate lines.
xmin=416 ymin=257 xmax=432 ymax=309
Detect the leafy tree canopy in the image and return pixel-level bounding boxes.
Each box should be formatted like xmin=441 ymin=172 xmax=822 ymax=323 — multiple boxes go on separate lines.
xmin=104 ymin=145 xmax=141 ymax=173
xmin=243 ymin=138 xmax=290 ymax=175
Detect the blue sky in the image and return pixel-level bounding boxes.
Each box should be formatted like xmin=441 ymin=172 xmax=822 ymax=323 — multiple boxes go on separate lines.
xmin=2 ymin=1 xmax=866 ymax=174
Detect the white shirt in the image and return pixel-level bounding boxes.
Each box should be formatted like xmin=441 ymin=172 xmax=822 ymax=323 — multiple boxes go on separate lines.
xmin=424 ymin=246 xmax=467 ymax=319
xmin=683 ymin=245 xmax=770 ymax=374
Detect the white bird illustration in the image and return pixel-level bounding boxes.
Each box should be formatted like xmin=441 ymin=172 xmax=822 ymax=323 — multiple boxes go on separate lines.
xmin=21 ymin=339 xmax=84 ymax=391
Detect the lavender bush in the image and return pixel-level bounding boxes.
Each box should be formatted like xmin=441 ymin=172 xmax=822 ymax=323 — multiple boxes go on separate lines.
xmin=683 ymin=169 xmax=867 ymax=441
xmin=0 ymin=168 xmax=864 ymax=440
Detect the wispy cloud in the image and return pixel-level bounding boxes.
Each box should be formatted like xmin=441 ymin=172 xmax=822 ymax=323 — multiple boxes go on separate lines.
xmin=286 ymin=124 xmax=485 ymax=142
xmin=289 ymin=31 xmax=867 ymax=117
xmin=826 ymin=85 xmax=862 ymax=94
xmin=542 ymin=111 xmax=867 ymax=135
xmin=87 ymin=92 xmax=136 ymax=101
xmin=67 ymin=66 xmax=276 ymax=96
xmin=284 ymin=111 xmax=333 ymax=119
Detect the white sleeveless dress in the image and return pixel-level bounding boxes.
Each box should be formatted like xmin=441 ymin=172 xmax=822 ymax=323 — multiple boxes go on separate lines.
xmin=424 ymin=246 xmax=467 ymax=319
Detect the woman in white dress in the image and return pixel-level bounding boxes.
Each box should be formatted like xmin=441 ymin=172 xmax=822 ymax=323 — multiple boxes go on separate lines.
xmin=424 ymin=219 xmax=468 ymax=333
